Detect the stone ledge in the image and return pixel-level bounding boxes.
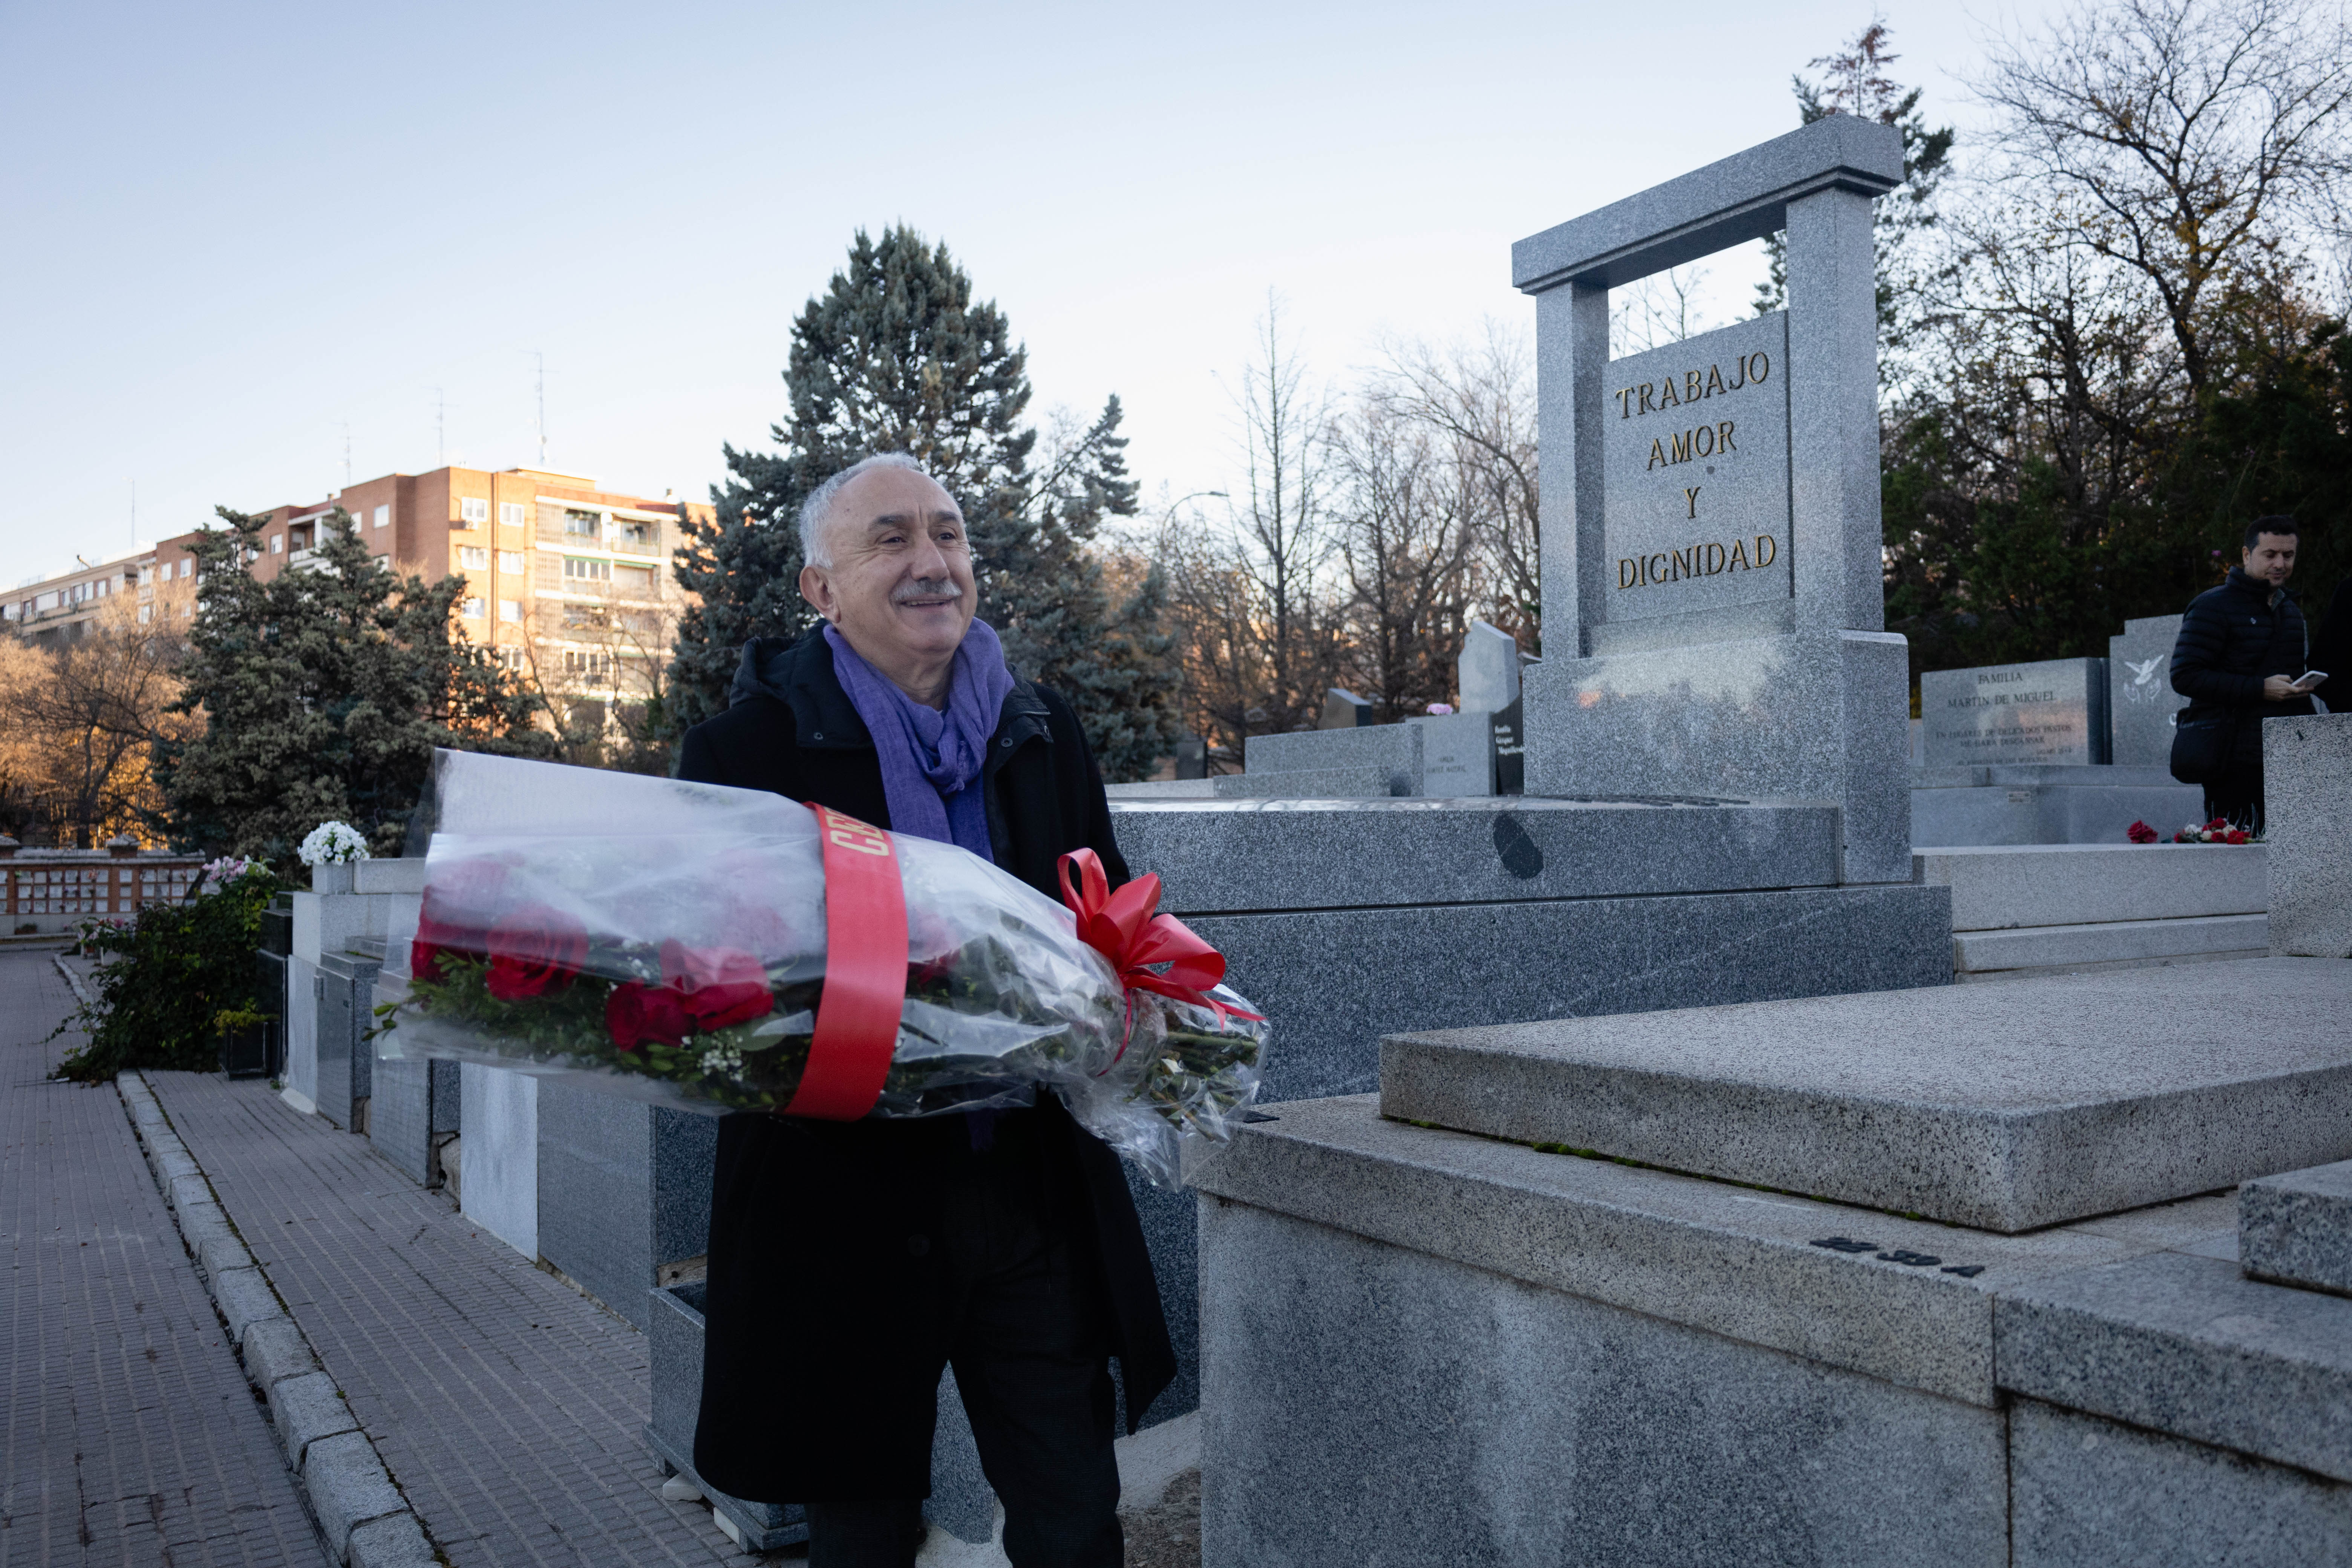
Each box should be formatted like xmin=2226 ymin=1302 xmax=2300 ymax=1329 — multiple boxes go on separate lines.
xmin=2241 ymin=1159 xmax=2352 ymax=1297
xmin=1110 ymin=796 xmax=1842 ymax=914
xmin=210 ymin=1266 xmax=283 ymax=1343
xmin=1995 ymin=1250 xmax=2352 ymax=1482
xmin=1192 ymin=1096 xmax=2172 ymax=1406
xmin=1379 ymin=959 xmax=2352 ymax=1231
xmin=1953 ymin=913 xmax=2268 ymax=973
xmin=1914 ymin=842 xmax=2267 ymax=930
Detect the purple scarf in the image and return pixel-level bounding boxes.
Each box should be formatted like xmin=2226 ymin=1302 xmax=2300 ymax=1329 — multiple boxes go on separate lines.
xmin=823 ymin=619 xmax=1015 ymax=862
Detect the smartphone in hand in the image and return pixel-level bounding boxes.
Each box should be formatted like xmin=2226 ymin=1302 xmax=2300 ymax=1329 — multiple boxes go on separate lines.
xmin=2290 ymin=670 xmax=2329 ymax=692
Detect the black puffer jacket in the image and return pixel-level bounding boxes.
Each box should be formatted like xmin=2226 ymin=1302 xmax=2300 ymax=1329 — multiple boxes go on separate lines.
xmin=675 ymin=631 xmax=1174 ymax=1504
xmin=2170 ymin=567 xmax=2317 ymax=764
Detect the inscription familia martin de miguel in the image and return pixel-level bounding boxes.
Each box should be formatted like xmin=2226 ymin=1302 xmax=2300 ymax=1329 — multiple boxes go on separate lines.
xmin=1599 ymin=314 xmax=1792 ymax=625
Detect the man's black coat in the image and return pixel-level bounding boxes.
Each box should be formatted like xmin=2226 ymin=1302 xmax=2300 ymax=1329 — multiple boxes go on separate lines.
xmin=2171 ymin=567 xmax=2316 ymax=766
xmin=677 ymin=630 xmax=1174 ymax=1503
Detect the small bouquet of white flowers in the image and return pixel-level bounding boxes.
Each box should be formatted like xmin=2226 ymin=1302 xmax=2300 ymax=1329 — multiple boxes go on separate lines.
xmin=299 ymin=821 xmax=372 ymax=866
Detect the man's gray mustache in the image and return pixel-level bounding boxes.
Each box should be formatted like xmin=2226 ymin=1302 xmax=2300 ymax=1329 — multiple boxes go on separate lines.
xmin=891 ymin=581 xmax=963 ymax=605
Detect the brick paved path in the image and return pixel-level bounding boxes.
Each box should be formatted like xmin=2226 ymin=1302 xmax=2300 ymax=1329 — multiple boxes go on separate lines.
xmin=0 ymin=950 xmax=325 ymax=1568
xmin=142 ymin=1070 xmax=755 ymax=1568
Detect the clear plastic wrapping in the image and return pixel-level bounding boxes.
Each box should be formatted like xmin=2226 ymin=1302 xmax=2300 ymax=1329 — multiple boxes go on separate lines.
xmin=375 ymin=750 xmax=1265 ymax=1184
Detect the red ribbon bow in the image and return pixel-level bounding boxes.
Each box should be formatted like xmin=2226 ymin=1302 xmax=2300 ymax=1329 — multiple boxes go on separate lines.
xmin=1056 ymin=850 xmax=1263 ymax=1036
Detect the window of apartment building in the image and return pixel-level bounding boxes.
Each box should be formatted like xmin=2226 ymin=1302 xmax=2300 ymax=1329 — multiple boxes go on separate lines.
xmin=459 ymin=497 xmax=490 ymax=525
xmin=562 ymin=556 xmax=611 ymax=582
xmin=461 ymin=597 xmax=485 ymax=619
xmin=138 ymin=605 xmax=152 ymax=625
xmin=615 ymin=564 xmax=654 ymax=593
xmin=374 ymin=504 xmax=390 ymax=529
xmin=497 ymin=550 xmax=525 ymax=574
xmin=562 ymin=650 xmax=612 ymax=677
xmin=562 ymin=604 xmax=611 ymax=631
xmin=614 ymin=519 xmax=653 ymax=549
xmin=500 ymin=502 xmax=526 ymax=527
xmin=270 ymin=534 xmax=284 ymax=553
xmin=459 ymin=546 xmax=490 ymax=570
xmin=491 ymin=646 xmax=526 ymax=671
xmin=563 ymin=508 xmax=602 ymax=539
xmin=179 ymin=558 xmax=191 ymax=578
xmin=498 ymin=599 xmax=522 ymax=623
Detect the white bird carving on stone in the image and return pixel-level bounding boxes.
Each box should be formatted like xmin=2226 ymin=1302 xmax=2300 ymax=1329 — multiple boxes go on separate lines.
xmin=2126 ymin=655 xmax=2164 ymax=687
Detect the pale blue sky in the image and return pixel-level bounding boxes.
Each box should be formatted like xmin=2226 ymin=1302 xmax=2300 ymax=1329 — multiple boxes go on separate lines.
xmin=0 ymin=1 xmax=2054 ymax=586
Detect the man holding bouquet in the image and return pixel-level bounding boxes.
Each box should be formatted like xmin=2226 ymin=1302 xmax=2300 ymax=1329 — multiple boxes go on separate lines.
xmin=676 ymin=454 xmax=1170 ymax=1568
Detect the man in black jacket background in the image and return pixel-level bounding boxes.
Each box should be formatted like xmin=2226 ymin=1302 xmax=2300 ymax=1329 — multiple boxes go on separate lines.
xmin=675 ymin=453 xmax=1171 ymax=1568
xmin=2170 ymin=516 xmax=2325 ymax=831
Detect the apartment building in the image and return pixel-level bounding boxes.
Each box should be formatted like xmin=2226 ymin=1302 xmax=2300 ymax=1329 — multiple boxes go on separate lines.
xmin=8 ymin=466 xmax=709 ymax=721
xmin=3 ymin=543 xmax=198 ymax=643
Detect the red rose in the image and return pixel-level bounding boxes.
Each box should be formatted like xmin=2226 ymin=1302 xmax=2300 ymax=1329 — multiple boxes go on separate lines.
xmin=606 ymin=981 xmax=693 ymax=1050
xmin=2225 ymin=829 xmax=2250 ymax=845
xmin=410 ymin=859 xmax=514 ymax=982
xmin=2126 ymin=820 xmax=2158 ymax=844
xmin=660 ymin=940 xmax=773 ymax=1030
xmin=485 ymin=903 xmax=591 ymax=1000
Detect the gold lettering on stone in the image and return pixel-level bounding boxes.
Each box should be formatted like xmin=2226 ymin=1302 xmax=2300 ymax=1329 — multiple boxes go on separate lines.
xmin=1614 ymin=535 xmax=1778 ymax=591
xmin=1683 ymin=486 xmax=1701 ymax=519
xmin=1725 ymin=357 xmax=1747 ymax=390
xmin=1754 ymin=534 xmax=1778 ymax=567
xmin=1748 ymin=351 xmax=1770 ymax=383
xmin=1685 ymin=368 xmax=1704 ymax=402
xmin=1728 ymin=538 xmax=1750 ymax=571
xmin=1704 ymin=541 xmax=1724 ymax=573
xmin=1669 ymin=430 xmax=1692 ymax=464
xmin=1647 ymin=438 xmax=1668 ymax=471
xmin=1717 ymin=420 xmax=1735 ymax=452
xmin=1658 ymin=377 xmax=1681 ymax=409
xmin=1704 ymin=363 xmax=1726 ymax=397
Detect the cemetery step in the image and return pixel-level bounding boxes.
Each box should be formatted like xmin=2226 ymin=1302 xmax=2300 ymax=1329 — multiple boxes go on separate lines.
xmin=1952 ymin=913 xmax=2269 ymax=981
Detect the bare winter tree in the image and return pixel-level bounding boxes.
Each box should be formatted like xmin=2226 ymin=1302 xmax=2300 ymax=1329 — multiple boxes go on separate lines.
xmin=1970 ymin=0 xmax=2352 ymax=395
xmin=1159 ymin=302 xmax=1350 ymax=761
xmin=1332 ymin=403 xmax=1480 ymax=718
xmin=0 ymin=596 xmax=191 ymax=846
xmin=1373 ymin=324 xmax=1544 ymax=652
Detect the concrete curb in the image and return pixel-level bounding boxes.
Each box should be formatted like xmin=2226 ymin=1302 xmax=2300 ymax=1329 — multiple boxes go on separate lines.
xmin=52 ymin=951 xmax=93 ymax=1007
xmin=116 ymin=1070 xmax=439 ymax=1565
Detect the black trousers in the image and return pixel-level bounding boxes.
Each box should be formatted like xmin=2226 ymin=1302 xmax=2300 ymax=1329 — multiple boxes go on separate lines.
xmin=2205 ymin=762 xmax=2265 ymax=835
xmin=804 ymin=1131 xmax=1124 ymax=1568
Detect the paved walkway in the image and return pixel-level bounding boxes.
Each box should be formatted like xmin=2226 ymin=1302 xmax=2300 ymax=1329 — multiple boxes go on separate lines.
xmin=141 ymin=1071 xmax=755 ymax=1568
xmin=0 ymin=950 xmax=325 ymax=1568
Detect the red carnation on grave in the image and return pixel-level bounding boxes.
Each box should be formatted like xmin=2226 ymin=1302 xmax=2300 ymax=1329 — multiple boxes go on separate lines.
xmin=606 ymin=981 xmax=694 ymax=1050
xmin=2127 ymin=820 xmax=2159 ymax=844
xmin=2225 ymin=829 xmax=2251 ymax=845
xmin=660 ymin=940 xmax=773 ymax=1030
xmin=484 ymin=903 xmax=591 ymax=1000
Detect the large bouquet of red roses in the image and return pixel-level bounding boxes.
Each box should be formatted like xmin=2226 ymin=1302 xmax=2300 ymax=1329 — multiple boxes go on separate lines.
xmin=375 ymin=751 xmax=1266 ymax=1184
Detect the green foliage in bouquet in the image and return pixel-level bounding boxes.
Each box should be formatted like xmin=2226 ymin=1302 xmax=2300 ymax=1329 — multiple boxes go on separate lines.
xmin=53 ymin=866 xmax=285 ymax=1083
xmin=387 ymin=908 xmax=1260 ymax=1131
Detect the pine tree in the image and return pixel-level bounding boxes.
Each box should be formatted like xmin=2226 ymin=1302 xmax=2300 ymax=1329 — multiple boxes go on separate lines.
xmin=671 ymin=226 xmax=1178 ymax=778
xmin=154 ymin=507 xmax=547 ymax=863
xmin=1752 ymin=20 xmax=1955 ymax=376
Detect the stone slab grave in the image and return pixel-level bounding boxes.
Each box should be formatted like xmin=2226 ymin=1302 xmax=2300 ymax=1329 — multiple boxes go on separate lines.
xmin=1912 ymin=650 xmax=2204 ymax=845
xmin=1196 ymin=957 xmax=2352 ymax=1568
xmin=1915 ymin=842 xmax=2268 ymax=980
xmin=2266 ymin=711 xmax=2352 ymax=959
xmin=2111 ymin=613 xmax=2189 ymax=768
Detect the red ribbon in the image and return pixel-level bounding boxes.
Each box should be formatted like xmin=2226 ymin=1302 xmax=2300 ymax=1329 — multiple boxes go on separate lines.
xmin=1056 ymin=850 xmax=1263 ymax=1036
xmin=785 ymin=804 xmax=907 ymax=1120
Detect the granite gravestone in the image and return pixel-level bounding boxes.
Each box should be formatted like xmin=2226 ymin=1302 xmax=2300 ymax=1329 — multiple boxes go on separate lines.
xmin=2109 ymin=615 xmax=2188 ymax=769
xmin=1457 ymin=620 xmax=1525 ymax=795
xmin=1921 ymin=658 xmax=2111 ymax=768
xmin=1320 ymin=689 xmax=1373 ymax=729
xmin=1514 ymin=114 xmax=1911 ymax=883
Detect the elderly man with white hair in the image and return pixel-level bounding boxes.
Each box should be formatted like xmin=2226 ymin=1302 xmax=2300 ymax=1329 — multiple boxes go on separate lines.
xmin=676 ymin=453 xmax=1169 ymax=1568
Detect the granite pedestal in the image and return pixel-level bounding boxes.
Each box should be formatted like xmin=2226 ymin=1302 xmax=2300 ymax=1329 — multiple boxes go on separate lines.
xmin=1198 ymin=956 xmax=2352 ymax=1567
xmin=2265 ymin=712 xmax=2352 ymax=958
